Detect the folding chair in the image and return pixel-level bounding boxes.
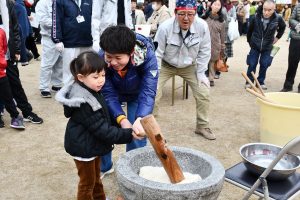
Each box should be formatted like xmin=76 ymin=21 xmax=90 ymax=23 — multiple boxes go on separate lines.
xmin=225 ymin=136 xmax=300 ymax=200
xmin=171 ymin=76 xmax=188 ymax=106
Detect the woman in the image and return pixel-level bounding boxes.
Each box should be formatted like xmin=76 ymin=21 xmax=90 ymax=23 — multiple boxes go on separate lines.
xmin=202 ymin=0 xmax=225 ymax=87
xmin=147 ymin=0 xmax=171 ymax=38
xmin=236 ymin=2 xmax=246 ymax=35
xmin=282 ymin=4 xmax=291 ymax=21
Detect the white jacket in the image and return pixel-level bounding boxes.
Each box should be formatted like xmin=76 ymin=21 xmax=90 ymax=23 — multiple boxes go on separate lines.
xmin=35 ymin=0 xmax=52 ymax=36
xmin=154 ymin=17 xmax=211 ymax=79
xmin=91 ymin=0 xmax=133 ymax=51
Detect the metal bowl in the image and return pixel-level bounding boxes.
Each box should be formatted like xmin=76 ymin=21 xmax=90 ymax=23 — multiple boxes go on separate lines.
xmin=240 ymin=143 xmax=300 ymax=180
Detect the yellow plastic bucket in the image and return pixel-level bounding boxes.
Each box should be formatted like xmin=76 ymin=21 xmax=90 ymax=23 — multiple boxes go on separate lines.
xmin=257 ymin=92 xmax=300 ymax=146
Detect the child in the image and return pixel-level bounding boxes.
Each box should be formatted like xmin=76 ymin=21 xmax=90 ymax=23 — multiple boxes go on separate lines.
xmin=0 ymin=27 xmax=25 ymax=129
xmin=55 ymin=51 xmax=142 ymax=200
xmin=98 ymin=25 xmax=158 ymax=177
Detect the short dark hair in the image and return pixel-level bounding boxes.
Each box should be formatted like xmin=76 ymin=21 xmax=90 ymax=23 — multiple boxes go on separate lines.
xmin=70 ymin=51 xmax=107 ymax=82
xmin=100 ymin=25 xmax=136 ymax=55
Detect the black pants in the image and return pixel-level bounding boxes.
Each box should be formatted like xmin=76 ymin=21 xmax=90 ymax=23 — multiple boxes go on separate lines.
xmin=6 ymin=61 xmax=32 ymax=117
xmin=25 ymin=35 xmax=40 ymax=59
xmin=283 ymin=38 xmax=300 ymax=90
xmin=0 ymin=76 xmax=19 ymax=118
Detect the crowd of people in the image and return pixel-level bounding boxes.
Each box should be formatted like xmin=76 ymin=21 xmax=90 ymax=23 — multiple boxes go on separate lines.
xmin=1 ymin=0 xmax=300 ymax=199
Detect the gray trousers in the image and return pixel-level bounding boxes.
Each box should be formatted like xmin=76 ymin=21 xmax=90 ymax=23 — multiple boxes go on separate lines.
xmin=154 ymin=61 xmax=210 ymax=128
xmin=39 ymin=35 xmax=63 ymax=92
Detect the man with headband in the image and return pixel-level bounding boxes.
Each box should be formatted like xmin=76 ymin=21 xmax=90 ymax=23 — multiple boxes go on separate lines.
xmin=154 ymin=0 xmax=215 ymax=140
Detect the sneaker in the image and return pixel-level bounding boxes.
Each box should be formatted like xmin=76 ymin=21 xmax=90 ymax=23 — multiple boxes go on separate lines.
xmin=21 ymin=62 xmax=29 ymax=66
xmin=195 ymin=127 xmax=216 ymax=140
xmin=214 ymin=74 xmax=220 ymax=79
xmin=210 ymin=81 xmax=215 ymax=87
xmin=260 ymin=84 xmax=267 ymax=90
xmin=51 ymin=86 xmax=62 ymax=92
xmin=23 ymin=112 xmax=43 ymax=124
xmin=10 ymin=116 xmax=25 ymax=130
xmin=0 ymin=116 xmax=4 ymax=128
xmin=41 ymin=91 xmax=51 ymax=98
xmin=34 ymin=56 xmax=41 ymax=61
xmin=280 ymin=88 xmax=292 ymax=92
xmin=100 ymin=164 xmax=114 ymax=179
xmin=245 ymin=83 xmax=251 ymax=89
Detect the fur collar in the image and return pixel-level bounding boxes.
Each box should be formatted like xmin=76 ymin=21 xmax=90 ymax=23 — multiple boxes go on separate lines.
xmin=55 ymin=82 xmax=102 ymax=111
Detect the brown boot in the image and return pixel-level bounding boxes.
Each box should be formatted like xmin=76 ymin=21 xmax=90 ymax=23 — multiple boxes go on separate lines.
xmin=195 ymin=127 xmax=216 ymax=140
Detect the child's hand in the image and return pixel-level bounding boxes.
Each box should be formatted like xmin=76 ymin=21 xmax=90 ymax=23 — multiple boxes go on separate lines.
xmin=132 ymin=132 xmax=144 ymax=140
xmin=120 ymin=118 xmax=132 ymax=128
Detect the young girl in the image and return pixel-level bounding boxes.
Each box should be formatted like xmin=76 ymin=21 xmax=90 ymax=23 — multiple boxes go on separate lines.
xmin=55 ymin=51 xmax=142 ymax=200
xmin=202 ymin=0 xmax=225 ymax=86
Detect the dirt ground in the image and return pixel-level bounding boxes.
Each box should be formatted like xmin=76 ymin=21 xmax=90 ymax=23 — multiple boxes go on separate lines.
xmin=1 ymin=34 xmax=300 ymax=200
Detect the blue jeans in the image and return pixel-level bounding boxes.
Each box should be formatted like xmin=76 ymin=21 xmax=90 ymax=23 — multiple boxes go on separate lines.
xmin=101 ymin=100 xmax=147 ymax=172
xmin=246 ymin=48 xmax=273 ymax=85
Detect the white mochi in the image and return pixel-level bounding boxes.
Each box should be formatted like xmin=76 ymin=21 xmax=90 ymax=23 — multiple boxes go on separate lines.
xmin=139 ymin=166 xmax=202 ymax=184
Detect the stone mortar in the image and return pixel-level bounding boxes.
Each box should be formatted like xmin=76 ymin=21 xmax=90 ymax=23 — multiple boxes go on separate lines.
xmin=116 ymin=146 xmax=225 ymax=200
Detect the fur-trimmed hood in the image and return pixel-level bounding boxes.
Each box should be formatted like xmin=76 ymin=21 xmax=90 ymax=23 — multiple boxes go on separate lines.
xmin=55 ymin=82 xmax=102 ymax=112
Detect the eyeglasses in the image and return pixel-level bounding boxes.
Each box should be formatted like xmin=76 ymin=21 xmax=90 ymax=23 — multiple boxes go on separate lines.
xmin=177 ymin=13 xmax=196 ymax=18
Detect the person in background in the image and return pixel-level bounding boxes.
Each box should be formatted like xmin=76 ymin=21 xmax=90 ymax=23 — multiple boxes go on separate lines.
xmin=280 ymin=1 xmax=300 ymax=92
xmin=0 ymin=11 xmax=25 ymax=129
xmin=92 ymin=0 xmax=133 ymax=52
xmin=243 ymin=0 xmax=250 ymax=34
xmin=4 ymin=0 xmax=43 ymax=124
xmin=246 ymin=0 xmax=286 ymax=90
xmin=55 ymin=51 xmax=143 ymax=200
xmin=15 ymin=0 xmax=32 ymax=66
xmin=236 ymin=2 xmax=246 ymax=35
xmin=249 ymin=1 xmax=256 ymax=22
xmin=36 ymin=0 xmax=62 ymax=98
xmin=282 ymin=4 xmax=291 ymax=21
xmin=154 ymin=0 xmax=214 ymax=140
xmin=144 ymin=0 xmax=154 ymax=21
xmin=24 ymin=0 xmax=40 ymax=61
xmin=147 ymin=0 xmax=171 ymax=38
xmin=202 ymin=0 xmax=226 ymax=87
xmin=131 ymin=0 xmax=146 ymax=27
xmin=52 ymin=0 xmax=93 ymax=85
xmin=197 ymin=0 xmax=205 ymax=17
xmin=215 ymin=0 xmax=236 ymax=79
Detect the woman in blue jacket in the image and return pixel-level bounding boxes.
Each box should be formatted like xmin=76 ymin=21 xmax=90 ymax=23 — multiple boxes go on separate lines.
xmin=99 ymin=25 xmax=158 ymax=177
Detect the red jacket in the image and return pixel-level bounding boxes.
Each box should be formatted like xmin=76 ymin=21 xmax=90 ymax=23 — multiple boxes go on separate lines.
xmin=0 ymin=28 xmax=8 ymax=78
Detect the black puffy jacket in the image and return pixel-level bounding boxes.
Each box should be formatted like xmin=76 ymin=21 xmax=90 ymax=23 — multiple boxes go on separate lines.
xmin=247 ymin=8 xmax=286 ymax=52
xmin=56 ymin=82 xmax=133 ymax=158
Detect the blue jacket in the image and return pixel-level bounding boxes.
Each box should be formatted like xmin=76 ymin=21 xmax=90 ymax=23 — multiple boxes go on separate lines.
xmin=15 ymin=0 xmax=32 ymax=39
xmin=99 ymin=34 xmax=158 ymax=121
xmin=52 ymin=0 xmax=92 ymax=48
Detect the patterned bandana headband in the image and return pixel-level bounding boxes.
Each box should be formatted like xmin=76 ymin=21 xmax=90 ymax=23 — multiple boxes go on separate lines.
xmin=175 ymin=0 xmax=197 ymax=10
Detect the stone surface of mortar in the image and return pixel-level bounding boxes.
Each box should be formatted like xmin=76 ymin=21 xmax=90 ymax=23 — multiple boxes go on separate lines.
xmin=116 ymin=146 xmax=225 ymax=200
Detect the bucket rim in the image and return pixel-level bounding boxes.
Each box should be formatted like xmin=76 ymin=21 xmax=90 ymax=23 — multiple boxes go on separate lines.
xmin=256 ymin=92 xmax=300 ymax=110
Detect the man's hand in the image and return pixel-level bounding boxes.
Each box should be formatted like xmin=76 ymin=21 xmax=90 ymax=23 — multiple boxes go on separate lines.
xmin=92 ymin=42 xmax=100 ymax=52
xmin=120 ymin=118 xmax=132 ymax=128
xmin=273 ymin=37 xmax=279 ymax=44
xmin=295 ymin=23 xmax=300 ymax=33
xmin=55 ymin=42 xmax=64 ymax=52
xmin=132 ymin=117 xmax=146 ymax=136
xmin=197 ymin=73 xmax=210 ymax=88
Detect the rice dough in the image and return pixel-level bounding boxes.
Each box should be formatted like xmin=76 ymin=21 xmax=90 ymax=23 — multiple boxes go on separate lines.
xmin=139 ymin=166 xmax=202 ymax=184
